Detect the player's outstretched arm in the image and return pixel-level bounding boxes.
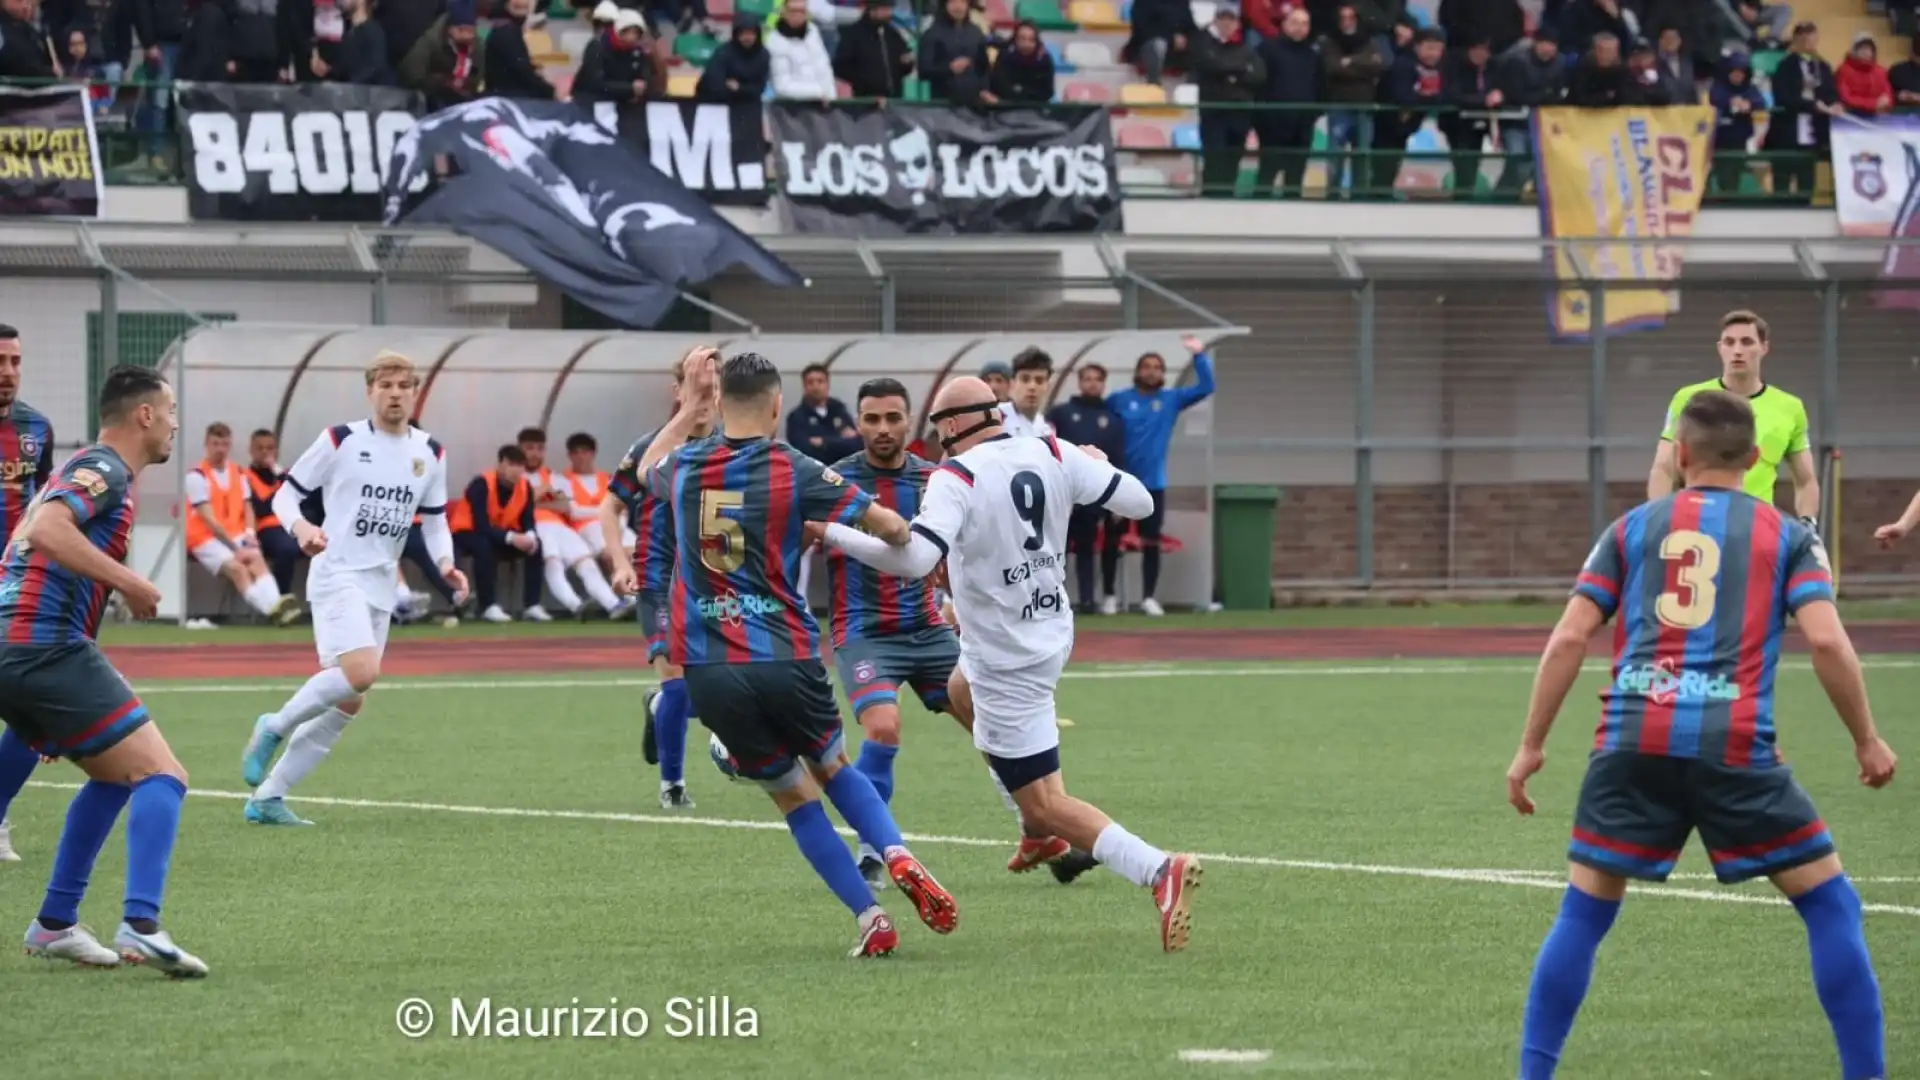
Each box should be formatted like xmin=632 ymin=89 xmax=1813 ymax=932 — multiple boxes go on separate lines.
xmin=859 ymin=502 xmax=911 ymax=546
xmin=1507 ymin=596 xmax=1606 ymax=814
xmin=1646 ymin=441 xmax=1679 ymax=501
xmin=1060 ymin=440 xmax=1154 ymax=519
xmin=820 ymin=522 xmax=943 ymax=580
xmin=1874 ymin=488 xmax=1920 ymax=548
xmin=1796 ymin=600 xmax=1898 ymax=788
xmin=637 ymin=347 xmax=720 ymax=475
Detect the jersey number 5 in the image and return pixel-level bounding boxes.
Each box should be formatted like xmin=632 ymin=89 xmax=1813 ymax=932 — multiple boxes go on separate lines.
xmin=1009 ymin=470 xmax=1046 ymax=551
xmin=1656 ymin=529 xmax=1722 ymax=631
xmin=699 ymin=490 xmax=745 ymax=574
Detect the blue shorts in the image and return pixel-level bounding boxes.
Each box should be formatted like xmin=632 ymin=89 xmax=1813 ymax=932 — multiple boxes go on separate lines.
xmin=682 ymin=660 xmax=843 ymax=782
xmin=0 ymin=642 xmax=150 ymax=760
xmin=834 ymin=625 xmax=960 ymax=718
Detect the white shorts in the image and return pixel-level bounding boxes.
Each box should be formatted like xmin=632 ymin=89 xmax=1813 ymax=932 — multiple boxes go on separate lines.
xmin=535 ymin=520 xmax=592 ymax=565
xmin=190 ymin=536 xmax=254 ymax=575
xmin=959 ymin=645 xmax=1071 ymax=760
xmin=310 ymin=576 xmax=394 ymax=669
xmin=577 ymin=523 xmax=637 ymax=557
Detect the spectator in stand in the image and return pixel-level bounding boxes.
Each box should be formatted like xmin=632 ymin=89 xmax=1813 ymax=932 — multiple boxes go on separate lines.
xmin=486 ymin=0 xmax=558 ymax=98
xmin=696 ymin=15 xmax=769 ymax=101
xmin=1721 ymin=0 xmax=1789 ymax=51
xmin=573 ymin=9 xmax=660 ymax=104
xmin=287 ymin=0 xmax=345 ymax=81
xmin=834 ymin=0 xmax=912 ymax=99
xmin=919 ymin=0 xmax=989 ymax=104
xmin=988 ymin=20 xmax=1056 ymax=103
xmin=1254 ymin=6 xmax=1321 ymax=198
xmin=1889 ymin=36 xmax=1920 ymax=108
xmin=1386 ymin=13 xmax=1415 ymax=57
xmin=1652 ymin=25 xmax=1695 ymax=104
xmin=129 ymin=0 xmax=187 ymax=165
xmin=178 ymin=0 xmax=235 ymax=81
xmin=1319 ymin=3 xmax=1385 ymax=197
xmin=1837 ymin=33 xmax=1893 ymax=116
xmin=1047 ymin=363 xmax=1126 ymax=613
xmin=1566 ymin=30 xmax=1626 ymax=105
xmin=334 ymin=0 xmax=391 ymax=82
xmin=1493 ymin=34 xmax=1561 ymax=194
xmin=65 ymin=29 xmax=108 ymax=108
xmin=768 ymin=0 xmax=838 ymax=99
xmin=1123 ymin=0 xmax=1195 ymax=84
xmin=1437 ymin=0 xmax=1522 ymax=57
xmin=1640 ymin=0 xmax=1715 ymax=73
xmin=49 ymin=0 xmax=131 ymax=84
xmin=1622 ymin=41 xmax=1670 ymax=103
xmin=375 ymin=0 xmax=441 ymax=71
xmin=1708 ymin=51 xmax=1763 ymax=196
xmin=1442 ymin=36 xmax=1499 ymax=201
xmin=402 ymin=0 xmax=485 ymax=108
xmin=1558 ymin=0 xmax=1633 ymax=61
xmin=1763 ymin=22 xmax=1840 ymax=204
xmin=1189 ymin=2 xmax=1264 ymax=197
xmin=1375 ymin=26 xmax=1443 ymax=193
xmin=785 ymin=363 xmax=861 ymax=464
xmin=227 ymin=0 xmax=294 ymax=82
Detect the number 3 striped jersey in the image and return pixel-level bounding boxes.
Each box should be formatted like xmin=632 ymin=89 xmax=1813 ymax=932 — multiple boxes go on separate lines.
xmin=1574 ymin=487 xmax=1834 ymax=769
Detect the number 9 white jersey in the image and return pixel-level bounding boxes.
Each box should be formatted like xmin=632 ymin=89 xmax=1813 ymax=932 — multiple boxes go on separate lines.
xmin=912 ymin=434 xmax=1147 ymax=671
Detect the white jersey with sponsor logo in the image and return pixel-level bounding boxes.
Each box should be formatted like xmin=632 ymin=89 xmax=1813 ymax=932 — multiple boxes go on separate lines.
xmin=913 ymin=434 xmax=1129 ymax=672
xmin=282 ymin=420 xmax=448 ymax=612
xmin=998 ymin=401 xmax=1054 ymax=439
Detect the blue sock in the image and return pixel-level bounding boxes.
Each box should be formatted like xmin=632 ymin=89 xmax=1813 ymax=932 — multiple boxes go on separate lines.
xmin=0 ymin=727 xmax=41 ymax=821
xmin=1519 ymin=885 xmax=1622 ymax=1080
xmin=853 ymin=740 xmax=899 ymax=804
xmin=123 ymin=775 xmax=187 ymax=924
xmin=38 ymin=780 xmax=132 ymax=926
xmin=785 ymin=799 xmax=876 ymax=916
xmin=655 ymin=678 xmax=691 ymax=786
xmin=823 ymin=766 xmax=905 ymax=855
xmin=1792 ymin=875 xmax=1886 ymax=1080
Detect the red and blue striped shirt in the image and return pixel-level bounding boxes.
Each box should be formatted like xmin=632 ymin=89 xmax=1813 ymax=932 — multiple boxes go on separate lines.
xmin=0 ymin=445 xmax=135 ymax=645
xmin=610 ymin=423 xmax=722 ymax=600
xmin=0 ymin=400 xmax=55 ymax=541
xmin=824 ymin=451 xmax=943 ymax=648
xmin=1574 ymin=487 xmax=1834 ymax=769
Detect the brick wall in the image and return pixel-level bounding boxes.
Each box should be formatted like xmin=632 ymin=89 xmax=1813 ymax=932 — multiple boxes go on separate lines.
xmin=1274 ymin=479 xmax=1920 ymax=585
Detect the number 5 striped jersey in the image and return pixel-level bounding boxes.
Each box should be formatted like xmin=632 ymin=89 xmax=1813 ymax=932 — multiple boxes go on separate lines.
xmin=1574 ymin=487 xmax=1834 ymax=769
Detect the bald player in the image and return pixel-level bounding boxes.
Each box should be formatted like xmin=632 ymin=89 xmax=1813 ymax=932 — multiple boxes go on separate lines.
xmin=816 ymin=375 xmax=1204 ymax=952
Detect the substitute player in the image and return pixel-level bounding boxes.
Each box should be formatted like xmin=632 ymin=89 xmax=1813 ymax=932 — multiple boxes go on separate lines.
xmin=633 ymin=350 xmax=957 ymax=958
xmin=185 ymin=422 xmax=302 ymax=626
xmin=1648 ymin=310 xmax=1820 ymax=524
xmin=606 ymin=348 xmax=722 ymax=810
xmin=0 ymin=323 xmax=56 ymax=865
xmin=997 ymin=347 xmax=1056 ymax=439
xmin=239 ymin=352 xmax=468 ymax=826
xmin=1507 ymin=389 xmax=1894 ymax=1080
xmin=519 ymin=427 xmax=624 ymax=619
xmin=3 ymin=365 xmax=206 ymax=975
xmin=562 ymin=433 xmax=638 ymax=594
xmin=818 ymin=376 xmax=1203 ymax=952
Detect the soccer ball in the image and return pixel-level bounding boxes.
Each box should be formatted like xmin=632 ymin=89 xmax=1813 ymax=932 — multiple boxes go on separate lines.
xmin=709 ymin=733 xmax=743 ymax=781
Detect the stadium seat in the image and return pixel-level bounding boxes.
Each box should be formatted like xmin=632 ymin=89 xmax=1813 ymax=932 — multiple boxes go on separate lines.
xmin=1118 ymin=82 xmax=1167 ymax=106
xmin=668 ymin=72 xmax=700 ymax=97
xmin=1170 ymin=82 xmax=1198 ymax=105
xmin=1047 ymin=41 xmax=1073 ymax=71
xmin=1189 ymin=0 xmax=1215 ymax=24
xmin=1119 ymin=163 xmax=1172 ymax=188
xmin=738 ymin=0 xmax=775 ymax=19
xmin=1063 ymin=39 xmax=1112 ymax=67
xmin=984 ymin=0 xmax=1015 ymax=24
xmin=675 ymin=31 xmax=719 ymax=65
xmin=1068 ymin=0 xmax=1125 ymax=28
xmin=1171 ymin=123 xmax=1200 ymax=149
xmin=1063 ymin=79 xmax=1115 ymax=101
xmin=708 ymin=0 xmax=735 ymax=15
xmin=1016 ymin=0 xmax=1077 ymax=29
xmin=1117 ymin=121 xmax=1170 ymax=148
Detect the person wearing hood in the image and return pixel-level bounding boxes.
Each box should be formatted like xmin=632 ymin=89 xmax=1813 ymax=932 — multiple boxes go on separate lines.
xmin=573 ymin=8 xmax=661 ymax=103
xmin=1493 ymin=35 xmax=1560 ymax=193
xmin=768 ymin=0 xmax=837 ymax=99
xmin=834 ymin=0 xmax=912 ymax=99
xmin=1189 ymin=2 xmax=1264 ymax=197
xmin=1253 ymin=6 xmax=1320 ymax=198
xmin=1761 ymin=21 xmax=1840 ymax=204
xmin=402 ymin=0 xmax=486 ymax=109
xmin=486 ymin=0 xmax=557 ymax=98
xmin=1836 ymin=33 xmax=1892 ymax=116
xmin=1320 ymin=3 xmax=1386 ymax=196
xmin=1374 ymin=25 xmax=1442 ymax=194
xmin=697 ymin=15 xmax=769 ymax=100
xmin=1708 ymin=51 xmax=1764 ymax=197
xmin=988 ymin=20 xmax=1056 ymax=104
xmin=918 ymin=0 xmax=989 ymax=104
xmin=1441 ymin=37 xmax=1501 ymax=201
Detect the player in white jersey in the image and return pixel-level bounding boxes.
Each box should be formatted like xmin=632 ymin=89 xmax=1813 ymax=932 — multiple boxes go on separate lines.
xmin=238 ymin=352 xmax=468 ymax=825
xmin=997 ymin=347 xmax=1056 ymax=439
xmin=816 ymin=375 xmax=1203 ymax=952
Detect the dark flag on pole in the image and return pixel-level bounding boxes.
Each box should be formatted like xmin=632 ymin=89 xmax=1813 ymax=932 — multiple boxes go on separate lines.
xmin=381 ymin=97 xmax=802 ymax=327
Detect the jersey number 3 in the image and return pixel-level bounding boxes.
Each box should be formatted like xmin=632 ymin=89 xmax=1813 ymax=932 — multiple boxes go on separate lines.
xmin=1009 ymin=470 xmax=1046 ymax=551
xmin=1656 ymin=529 xmax=1722 ymax=631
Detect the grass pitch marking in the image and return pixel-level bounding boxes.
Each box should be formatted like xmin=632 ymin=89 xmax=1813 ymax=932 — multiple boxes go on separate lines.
xmin=1177 ymin=1049 xmax=1274 ymax=1064
xmin=23 ymin=781 xmax=1920 ymax=919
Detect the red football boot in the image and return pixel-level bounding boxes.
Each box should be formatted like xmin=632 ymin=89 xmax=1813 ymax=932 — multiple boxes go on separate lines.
xmin=887 ymin=852 xmax=959 ymax=934
xmin=1153 ymin=853 xmax=1203 ymax=953
xmin=1006 ymin=836 xmax=1072 ymax=873
xmin=850 ymin=910 xmax=898 ymax=958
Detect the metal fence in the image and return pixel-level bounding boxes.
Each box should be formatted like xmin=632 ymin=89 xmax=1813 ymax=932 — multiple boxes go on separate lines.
xmin=6 ymin=222 xmax=1919 ymax=592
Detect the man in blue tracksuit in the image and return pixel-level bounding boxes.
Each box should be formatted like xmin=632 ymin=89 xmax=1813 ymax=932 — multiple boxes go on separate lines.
xmin=1102 ymin=336 xmax=1215 ymax=616
xmin=1047 ymin=362 xmax=1128 ymax=612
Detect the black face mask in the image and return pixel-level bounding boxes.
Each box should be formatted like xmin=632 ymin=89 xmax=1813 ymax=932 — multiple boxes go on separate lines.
xmin=927 ymin=401 xmax=999 ymax=452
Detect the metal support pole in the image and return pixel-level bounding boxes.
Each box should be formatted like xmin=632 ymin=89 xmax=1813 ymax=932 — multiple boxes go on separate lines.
xmin=880 ymin=273 xmax=897 ymax=335
xmin=1819 ymin=280 xmax=1841 ymax=540
xmin=371 ymin=274 xmax=390 ymax=326
xmin=1588 ymin=286 xmax=1608 ymax=541
xmin=1356 ymin=280 xmax=1376 ymax=587
xmin=98 ymin=271 xmax=119 ymax=439
xmin=1122 ymin=277 xmax=1140 ymax=331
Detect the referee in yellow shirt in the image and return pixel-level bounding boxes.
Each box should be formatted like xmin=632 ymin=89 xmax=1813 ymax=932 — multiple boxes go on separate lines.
xmin=1647 ymin=309 xmax=1822 ymax=526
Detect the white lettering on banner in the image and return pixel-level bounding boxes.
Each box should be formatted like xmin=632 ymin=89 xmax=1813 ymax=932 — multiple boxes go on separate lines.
xmin=189 ymin=108 xmax=424 ymax=197
xmin=776 ymin=123 xmax=1111 ymax=206
xmin=779 ymin=142 xmax=889 ymax=198
xmin=652 ymin=101 xmax=728 ymax=191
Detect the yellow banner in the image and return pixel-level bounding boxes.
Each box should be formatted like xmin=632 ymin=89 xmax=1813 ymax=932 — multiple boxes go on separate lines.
xmin=1533 ymin=106 xmax=1714 ymax=341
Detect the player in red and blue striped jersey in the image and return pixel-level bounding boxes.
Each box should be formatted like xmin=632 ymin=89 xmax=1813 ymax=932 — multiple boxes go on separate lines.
xmin=0 ymin=365 xmax=208 ymax=976
xmin=631 ymin=349 xmax=958 ymax=958
xmin=0 ymin=323 xmax=57 ymax=864
xmin=1506 ymin=389 xmax=1896 ymax=1080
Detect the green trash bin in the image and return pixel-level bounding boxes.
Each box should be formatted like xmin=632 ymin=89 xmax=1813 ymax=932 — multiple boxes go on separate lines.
xmin=1213 ymin=485 xmax=1281 ymax=611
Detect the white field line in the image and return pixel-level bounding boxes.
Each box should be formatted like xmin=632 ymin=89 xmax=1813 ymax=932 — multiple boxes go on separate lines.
xmin=22 ymin=781 xmax=1920 ymax=918
xmin=1177 ymin=1049 xmax=1275 ymax=1064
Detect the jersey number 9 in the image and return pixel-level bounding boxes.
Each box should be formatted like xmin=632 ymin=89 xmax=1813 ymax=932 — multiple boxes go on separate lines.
xmin=1656 ymin=529 xmax=1722 ymax=631
xmin=1010 ymin=470 xmax=1046 ymax=552
xmin=699 ymin=490 xmax=746 ymax=574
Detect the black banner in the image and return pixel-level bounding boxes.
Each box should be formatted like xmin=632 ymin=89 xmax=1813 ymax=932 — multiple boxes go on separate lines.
xmin=0 ymin=86 xmax=103 ymax=218
xmin=383 ymin=97 xmax=800 ymax=328
xmin=768 ymin=103 xmax=1121 ymax=235
xmin=180 ymin=83 xmax=770 ymax=221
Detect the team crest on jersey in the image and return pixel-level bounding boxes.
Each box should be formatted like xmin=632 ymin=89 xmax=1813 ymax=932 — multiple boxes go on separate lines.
xmin=411 ymin=458 xmax=426 ymax=477
xmin=820 ymin=466 xmax=845 ymax=486
xmin=68 ymin=468 xmax=107 ymax=497
xmin=18 ymin=434 xmax=36 ymax=458
xmin=1852 ymin=152 xmax=1888 ymax=201
xmin=852 ymin=660 xmax=876 ymax=683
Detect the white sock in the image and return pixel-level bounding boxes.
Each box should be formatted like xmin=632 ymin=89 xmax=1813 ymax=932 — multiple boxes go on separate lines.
xmin=986 ymin=767 xmax=1025 ymax=830
xmin=1092 ymin=822 xmax=1168 ymax=888
xmin=256 ymin=707 xmax=353 ymax=801
xmin=543 ymin=560 xmax=583 ymax=613
xmin=242 ymin=575 xmax=282 ymax=615
xmin=574 ymin=559 xmax=621 ymax=611
xmin=268 ymin=668 xmax=357 ymax=737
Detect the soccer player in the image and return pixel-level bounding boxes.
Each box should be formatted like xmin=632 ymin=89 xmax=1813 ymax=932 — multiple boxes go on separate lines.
xmin=240 ymin=352 xmax=468 ymax=826
xmin=3 ymin=364 xmax=207 ymax=975
xmin=633 ymin=350 xmax=957 ymax=958
xmin=606 ymin=349 xmax=722 ymax=810
xmin=185 ymin=422 xmax=302 ymax=625
xmin=0 ymin=322 xmax=55 ymax=865
xmin=1648 ymin=309 xmax=1820 ymax=525
xmin=997 ymin=347 xmax=1056 ymax=438
xmin=817 ymin=376 xmax=1204 ymax=952
xmin=1507 ymin=388 xmax=1895 ymax=1080
xmin=518 ymin=426 xmax=625 ymax=619
xmin=1101 ymin=337 xmax=1216 ymax=617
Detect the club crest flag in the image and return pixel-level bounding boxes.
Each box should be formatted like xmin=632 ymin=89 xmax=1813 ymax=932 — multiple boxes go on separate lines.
xmin=1831 ymin=115 xmax=1920 ymax=309
xmin=1532 ymin=106 xmax=1714 ymax=341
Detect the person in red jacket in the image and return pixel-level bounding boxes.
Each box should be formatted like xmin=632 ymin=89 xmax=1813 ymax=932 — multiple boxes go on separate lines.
xmin=1836 ymin=32 xmax=1893 ymax=116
